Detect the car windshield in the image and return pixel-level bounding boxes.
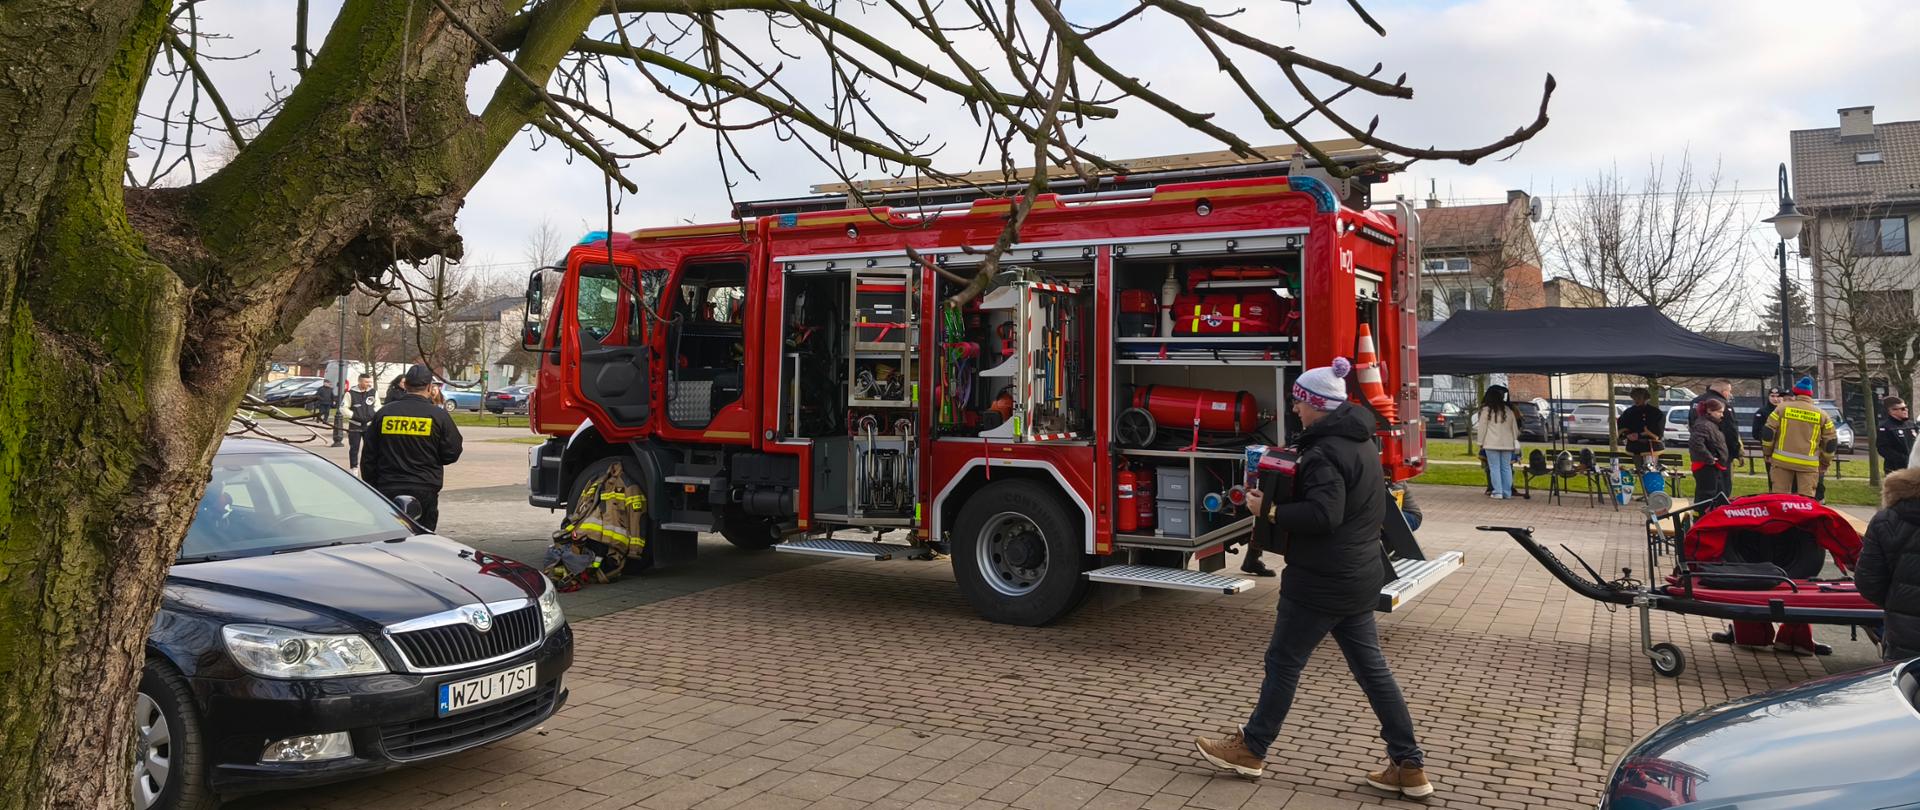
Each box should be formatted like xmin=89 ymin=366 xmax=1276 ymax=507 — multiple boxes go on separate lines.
xmin=180 ymin=451 xmax=413 ymax=562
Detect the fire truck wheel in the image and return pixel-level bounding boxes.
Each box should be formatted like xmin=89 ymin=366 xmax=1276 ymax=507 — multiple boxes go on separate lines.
xmin=719 ymin=507 xmax=782 ymax=550
xmin=570 ymin=457 xmax=655 ymax=573
xmin=951 ymin=481 xmax=1089 ymax=626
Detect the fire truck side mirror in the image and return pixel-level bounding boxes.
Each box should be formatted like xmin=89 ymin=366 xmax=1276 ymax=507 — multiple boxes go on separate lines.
xmin=522 ymin=266 xmax=560 ymax=351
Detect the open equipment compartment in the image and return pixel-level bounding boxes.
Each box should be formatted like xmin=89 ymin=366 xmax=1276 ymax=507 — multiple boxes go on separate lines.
xmin=1106 ymin=248 xmax=1303 ymax=557
xmin=933 ymin=260 xmax=1095 ymax=443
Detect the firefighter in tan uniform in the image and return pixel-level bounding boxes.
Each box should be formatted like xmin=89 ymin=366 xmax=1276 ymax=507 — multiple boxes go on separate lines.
xmin=1762 ymin=376 xmax=1837 ymax=497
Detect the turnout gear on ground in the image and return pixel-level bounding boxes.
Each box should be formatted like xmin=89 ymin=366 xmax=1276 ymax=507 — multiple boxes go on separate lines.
xmin=361 ymin=392 xmax=464 ymax=522
xmin=1858 ymin=468 xmax=1920 ymax=660
xmin=546 ymin=461 xmax=648 ymax=590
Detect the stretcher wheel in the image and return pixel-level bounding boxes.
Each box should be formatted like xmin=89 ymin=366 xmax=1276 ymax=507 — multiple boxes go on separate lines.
xmin=1650 ymin=642 xmax=1685 ymax=677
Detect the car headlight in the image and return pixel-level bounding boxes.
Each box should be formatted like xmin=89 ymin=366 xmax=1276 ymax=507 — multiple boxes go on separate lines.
xmin=538 ymin=577 xmax=565 ymax=635
xmin=222 ymin=625 xmax=388 ymax=678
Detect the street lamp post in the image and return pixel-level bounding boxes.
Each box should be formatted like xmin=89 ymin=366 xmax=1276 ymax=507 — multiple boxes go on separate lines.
xmin=332 ymin=294 xmax=347 ymax=447
xmin=1763 ymin=162 xmax=1811 ymax=392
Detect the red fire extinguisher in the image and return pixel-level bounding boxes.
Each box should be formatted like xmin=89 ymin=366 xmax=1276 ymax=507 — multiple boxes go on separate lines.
xmin=1116 ymin=466 xmax=1139 ymax=532
xmin=1135 ymin=464 xmax=1156 ymax=530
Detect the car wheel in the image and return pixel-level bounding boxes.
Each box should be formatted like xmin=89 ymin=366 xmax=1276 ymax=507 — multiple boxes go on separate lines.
xmin=950 ymin=481 xmax=1088 ymax=626
xmin=134 ymin=660 xmax=214 ymax=810
xmin=569 ymin=457 xmax=655 ymax=574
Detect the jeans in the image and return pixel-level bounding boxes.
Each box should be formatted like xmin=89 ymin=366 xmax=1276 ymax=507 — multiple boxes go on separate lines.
xmin=1241 ymin=597 xmax=1425 ymax=767
xmin=1484 ymin=449 xmax=1516 ymax=497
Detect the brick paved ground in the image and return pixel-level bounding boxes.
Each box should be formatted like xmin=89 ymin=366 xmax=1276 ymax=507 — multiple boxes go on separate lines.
xmin=241 ymin=485 xmax=1848 ymax=810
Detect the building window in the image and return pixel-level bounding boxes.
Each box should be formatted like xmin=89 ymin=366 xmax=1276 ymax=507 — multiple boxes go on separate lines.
xmin=1417 ymin=291 xmax=1434 ymax=320
xmin=1856 ymin=152 xmax=1883 ymax=164
xmin=1423 ymin=257 xmax=1470 ymax=274
xmin=1851 ymin=217 xmax=1910 ymax=256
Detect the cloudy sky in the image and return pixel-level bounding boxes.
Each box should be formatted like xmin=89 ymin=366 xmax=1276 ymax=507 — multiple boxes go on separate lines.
xmin=145 ymin=0 xmax=1920 ymax=313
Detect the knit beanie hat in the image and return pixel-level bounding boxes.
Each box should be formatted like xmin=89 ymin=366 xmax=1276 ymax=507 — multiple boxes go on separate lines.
xmin=1292 ymin=357 xmax=1353 ymax=411
xmin=1792 ymin=375 xmax=1814 ymax=397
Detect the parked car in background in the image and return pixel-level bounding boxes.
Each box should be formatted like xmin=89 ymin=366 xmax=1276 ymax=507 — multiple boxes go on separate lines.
xmin=1597 ymin=658 xmax=1920 ymax=809
xmin=1514 ymin=401 xmax=1557 ymax=441
xmin=137 ymin=440 xmax=572 ymax=810
xmin=1661 ymin=406 xmax=1692 ymax=448
xmin=486 ymin=384 xmax=536 ymax=414
xmin=257 ymin=376 xmax=322 ymax=399
xmin=1567 ymin=403 xmax=1621 ymax=444
xmin=1421 ymin=401 xmax=1467 ymax=438
xmin=261 ymin=378 xmax=330 ymax=410
xmin=1816 ymin=399 xmax=1857 ymax=453
xmin=439 ymin=386 xmax=485 ymax=412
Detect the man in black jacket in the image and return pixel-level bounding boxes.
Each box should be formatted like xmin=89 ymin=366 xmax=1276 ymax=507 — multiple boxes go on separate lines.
xmin=1196 ymin=358 xmax=1430 ymax=799
xmin=1858 ymin=467 xmax=1920 ymax=661
xmin=1753 ymin=388 xmax=1783 ymax=443
xmin=362 ymin=364 xmax=464 ymax=530
xmin=345 ymin=373 xmax=377 ymax=469
xmin=1876 ymin=397 xmax=1915 ymax=473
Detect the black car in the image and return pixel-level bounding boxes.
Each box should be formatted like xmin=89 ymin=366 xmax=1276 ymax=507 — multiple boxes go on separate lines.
xmin=1599 ymin=658 xmax=1920 ymax=808
xmin=137 ymin=440 xmax=572 ymax=809
xmin=485 ymin=384 xmax=536 ymax=414
xmin=1421 ymin=401 xmax=1467 ymax=438
xmin=1514 ymin=401 xmax=1556 ymax=441
xmin=260 ymin=379 xmax=329 ymax=410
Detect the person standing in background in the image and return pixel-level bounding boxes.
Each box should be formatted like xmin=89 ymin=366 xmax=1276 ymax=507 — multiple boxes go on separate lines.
xmin=1753 ymin=388 xmax=1783 ymax=443
xmin=1763 ymin=376 xmax=1835 ymax=498
xmin=362 ymin=364 xmax=464 ymax=530
xmin=346 ymin=373 xmax=377 ymax=470
xmin=1689 ymin=399 xmax=1733 ymax=505
xmin=1619 ymin=388 xmax=1665 ymax=467
xmin=1473 ymin=385 xmax=1522 ymax=500
xmin=311 ymin=379 xmax=338 ymax=425
xmin=1877 ymin=397 xmax=1915 ymax=473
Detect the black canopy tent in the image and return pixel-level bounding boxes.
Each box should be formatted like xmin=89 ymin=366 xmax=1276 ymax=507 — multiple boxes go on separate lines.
xmin=1417 ymin=308 xmax=1780 ymax=487
xmin=1419 ymin=307 xmax=1778 ymax=379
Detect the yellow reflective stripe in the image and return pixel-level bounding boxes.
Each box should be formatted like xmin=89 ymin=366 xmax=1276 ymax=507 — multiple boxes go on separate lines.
xmin=597 ymin=491 xmax=647 ymax=510
xmin=572 ymin=522 xmax=636 ymax=543
xmin=1769 ymin=407 xmax=1825 ymax=468
xmin=1231 ymin=304 xmax=1242 ymax=333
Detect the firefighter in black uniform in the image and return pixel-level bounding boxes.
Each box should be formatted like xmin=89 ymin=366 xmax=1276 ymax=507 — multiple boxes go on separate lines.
xmin=362 ymin=364 xmax=463 ymax=530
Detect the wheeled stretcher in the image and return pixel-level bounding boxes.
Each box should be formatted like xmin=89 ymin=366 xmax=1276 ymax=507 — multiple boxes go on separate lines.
xmin=1489 ymin=493 xmax=1882 ymax=677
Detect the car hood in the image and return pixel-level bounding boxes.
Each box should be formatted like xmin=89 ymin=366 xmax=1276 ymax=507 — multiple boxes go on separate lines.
xmin=164 ymin=536 xmax=545 ymax=633
xmin=1604 ymin=661 xmax=1920 ymax=809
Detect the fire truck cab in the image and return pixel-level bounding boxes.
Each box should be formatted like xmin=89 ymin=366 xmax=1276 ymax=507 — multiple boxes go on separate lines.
xmin=520 ymin=173 xmax=1461 ymax=625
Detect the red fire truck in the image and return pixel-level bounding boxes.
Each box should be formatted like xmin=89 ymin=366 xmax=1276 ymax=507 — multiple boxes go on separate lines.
xmin=517 ymin=173 xmax=1461 ymax=625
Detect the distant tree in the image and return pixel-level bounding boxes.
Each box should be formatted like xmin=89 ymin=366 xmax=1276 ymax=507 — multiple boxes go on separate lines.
xmin=1544 ymin=154 xmax=1752 ymax=332
xmin=1810 ymin=203 xmax=1920 ymax=485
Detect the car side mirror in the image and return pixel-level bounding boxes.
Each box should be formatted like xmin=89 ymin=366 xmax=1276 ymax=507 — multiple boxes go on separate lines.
xmin=392 ymin=494 xmax=423 ymax=520
xmin=522 ymin=266 xmax=561 ymax=351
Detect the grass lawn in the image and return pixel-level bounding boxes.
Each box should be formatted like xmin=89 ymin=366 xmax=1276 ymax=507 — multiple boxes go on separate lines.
xmin=451 ymin=411 xmax=529 ymax=428
xmin=487 ymin=435 xmax=547 ymax=445
xmin=1413 ymin=446 xmax=1882 ymax=507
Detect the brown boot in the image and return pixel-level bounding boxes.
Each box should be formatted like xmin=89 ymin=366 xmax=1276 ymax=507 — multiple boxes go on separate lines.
xmin=1365 ymin=762 xmax=1433 ymax=798
xmin=1194 ymin=731 xmax=1265 ymax=777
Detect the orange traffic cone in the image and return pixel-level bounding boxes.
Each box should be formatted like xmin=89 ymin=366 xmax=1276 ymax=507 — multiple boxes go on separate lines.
xmin=1355 ymin=324 xmax=1397 ymax=421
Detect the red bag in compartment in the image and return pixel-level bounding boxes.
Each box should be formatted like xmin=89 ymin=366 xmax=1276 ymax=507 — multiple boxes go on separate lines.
xmin=1173 ymin=291 xmax=1293 ymax=335
xmin=1186 ymin=266 xmax=1285 ymax=290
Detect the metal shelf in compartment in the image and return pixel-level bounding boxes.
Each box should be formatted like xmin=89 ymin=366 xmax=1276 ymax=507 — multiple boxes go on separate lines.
xmin=1112 ymin=515 xmax=1254 ymax=551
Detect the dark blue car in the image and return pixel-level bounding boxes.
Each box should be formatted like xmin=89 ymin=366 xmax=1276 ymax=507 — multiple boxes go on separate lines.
xmin=1600 ymin=658 xmax=1920 ymax=808
xmin=136 ymin=440 xmax=572 ymax=810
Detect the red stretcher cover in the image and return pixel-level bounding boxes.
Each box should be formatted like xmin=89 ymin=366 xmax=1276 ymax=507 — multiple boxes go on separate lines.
xmin=1682 ymin=493 xmax=1862 ymax=571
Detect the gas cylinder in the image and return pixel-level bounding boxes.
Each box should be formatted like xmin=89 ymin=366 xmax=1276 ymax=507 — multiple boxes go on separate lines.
xmin=1116 ymin=466 xmax=1139 ymax=532
xmin=1130 ymin=385 xmax=1260 ymax=435
xmin=1134 ymin=464 xmax=1156 ymax=530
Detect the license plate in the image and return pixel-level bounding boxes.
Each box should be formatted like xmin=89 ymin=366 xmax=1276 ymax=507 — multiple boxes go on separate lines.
xmin=437 ymin=663 xmax=536 ymax=716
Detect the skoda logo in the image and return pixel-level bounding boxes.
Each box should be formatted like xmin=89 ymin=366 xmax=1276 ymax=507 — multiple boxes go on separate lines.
xmin=465 ymin=607 xmax=494 ymax=633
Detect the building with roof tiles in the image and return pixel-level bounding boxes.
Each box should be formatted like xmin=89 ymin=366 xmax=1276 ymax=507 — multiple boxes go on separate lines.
xmin=1413 ymin=190 xmax=1548 ymax=404
xmin=1790 ymin=105 xmax=1920 ymax=417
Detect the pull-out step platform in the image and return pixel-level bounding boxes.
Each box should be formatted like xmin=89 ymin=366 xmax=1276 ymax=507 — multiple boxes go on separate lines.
xmin=1085 ymin=565 xmax=1255 ymax=595
xmin=1378 ymin=551 xmax=1465 ymax=612
xmin=774 ymin=538 xmax=903 ymax=560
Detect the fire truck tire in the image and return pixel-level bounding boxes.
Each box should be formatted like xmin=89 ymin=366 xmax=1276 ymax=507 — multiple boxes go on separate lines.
xmin=719 ymin=507 xmax=782 ymax=550
xmin=569 ymin=457 xmax=655 ymax=573
xmin=951 ymin=481 xmax=1089 ymax=626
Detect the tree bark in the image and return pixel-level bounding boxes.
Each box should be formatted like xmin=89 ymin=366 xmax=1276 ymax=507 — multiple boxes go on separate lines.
xmin=0 ymin=2 xmax=596 ymax=807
